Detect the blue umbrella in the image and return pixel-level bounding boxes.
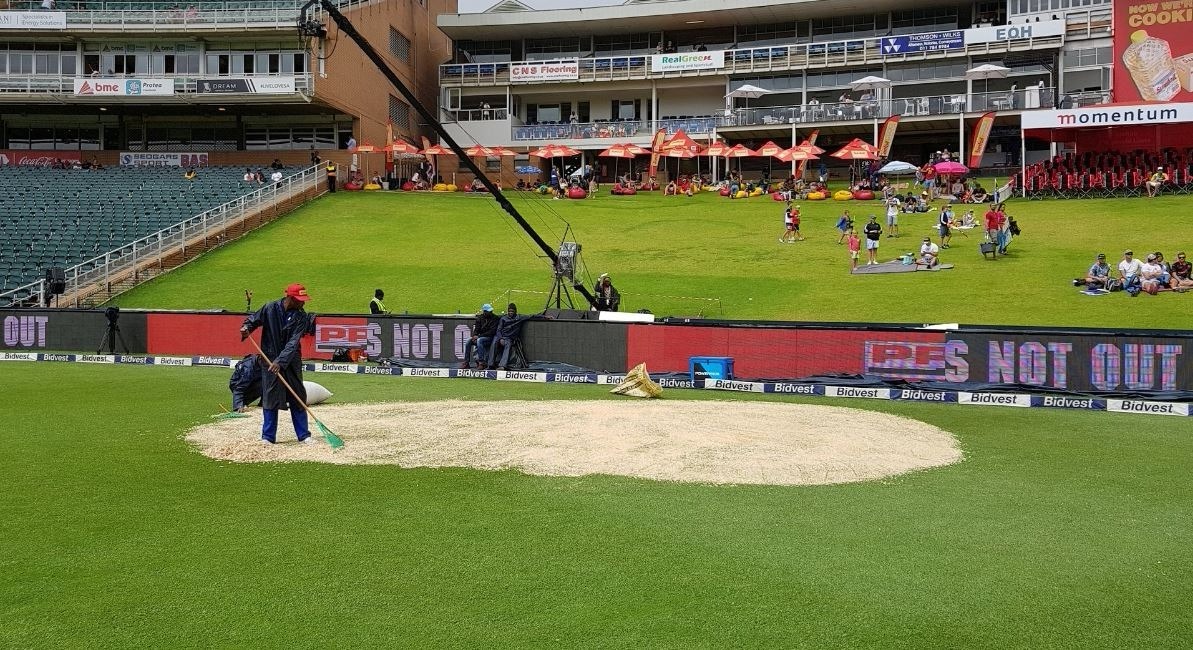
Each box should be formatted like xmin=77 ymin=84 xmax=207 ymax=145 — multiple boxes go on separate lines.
xmin=878 ymin=160 xmax=918 ymax=175
xmin=515 ymin=165 xmax=540 ymax=175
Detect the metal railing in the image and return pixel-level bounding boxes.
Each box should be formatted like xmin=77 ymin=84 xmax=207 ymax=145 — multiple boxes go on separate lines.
xmin=442 ymin=35 xmax=1067 ymax=86
xmin=0 ymin=73 xmax=314 ymax=96
xmin=61 ymin=5 xmax=304 ymax=29
xmin=0 ymin=163 xmax=324 ymax=308
xmin=449 ymin=107 xmax=510 ymax=121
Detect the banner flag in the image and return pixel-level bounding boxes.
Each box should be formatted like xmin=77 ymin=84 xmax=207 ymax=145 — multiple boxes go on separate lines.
xmin=877 ymin=116 xmax=900 ymax=158
xmin=647 ymin=129 xmax=667 ymax=183
xmin=968 ymin=112 xmax=996 ymax=170
xmin=796 ymin=129 xmax=820 ymax=177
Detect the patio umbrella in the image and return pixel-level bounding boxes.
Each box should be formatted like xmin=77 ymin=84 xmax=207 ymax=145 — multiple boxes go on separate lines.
xmin=386 ymin=141 xmax=420 ymax=155
xmin=725 ymin=84 xmax=773 ymax=120
xmin=795 ymin=140 xmax=825 ymax=155
xmin=530 ymin=144 xmax=580 ymax=158
xmin=878 ymin=160 xmax=918 ymax=175
xmin=774 ymin=146 xmax=819 ymax=163
xmin=624 ymin=143 xmax=650 ymax=155
xmin=662 ymin=129 xmax=701 ymax=154
xmin=755 ymin=140 xmax=785 ymax=158
xmin=830 ymin=138 xmax=878 ymax=160
xmin=724 ymin=143 xmax=757 ymax=176
xmin=464 ymin=144 xmax=497 ymax=157
xmin=704 ymin=140 xmax=732 ymax=157
xmin=489 ymin=146 xmax=518 ymax=157
xmin=934 ymin=161 xmax=968 ymax=175
xmin=598 ymin=143 xmax=637 ymax=182
xmin=966 ymin=63 xmax=1011 ymax=96
xmin=850 ymin=75 xmax=892 ymax=92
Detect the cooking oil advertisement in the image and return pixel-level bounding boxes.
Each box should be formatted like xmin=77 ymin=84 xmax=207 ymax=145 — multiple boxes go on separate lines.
xmin=1115 ymin=0 xmax=1193 ymax=102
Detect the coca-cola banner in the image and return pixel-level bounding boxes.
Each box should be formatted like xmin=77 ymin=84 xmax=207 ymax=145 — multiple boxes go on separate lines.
xmin=0 ymin=150 xmax=82 ymax=167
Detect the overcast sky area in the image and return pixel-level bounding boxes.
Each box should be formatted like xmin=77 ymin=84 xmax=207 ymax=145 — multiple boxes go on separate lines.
xmin=458 ymin=0 xmax=620 ymax=13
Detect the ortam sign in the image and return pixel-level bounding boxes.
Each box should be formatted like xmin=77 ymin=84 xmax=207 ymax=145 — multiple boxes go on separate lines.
xmin=510 ymin=61 xmax=578 ymax=82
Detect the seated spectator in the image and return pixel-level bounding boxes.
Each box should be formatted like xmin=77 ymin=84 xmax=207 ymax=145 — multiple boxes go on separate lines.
xmin=183 ymin=168 xmax=197 ymax=181
xmin=270 ymin=158 xmax=284 ymax=170
xmin=593 ymin=273 xmax=621 ymax=311
xmin=370 ymin=173 xmax=382 ymax=185
xmin=486 ymin=303 xmax=543 ymax=371
xmin=411 ymin=171 xmax=428 ymax=190
xmin=243 ymin=168 xmax=255 ymax=183
xmin=1171 ymin=251 xmax=1193 ymax=290
xmin=1153 ymin=252 xmax=1175 ymax=288
xmin=254 ymin=169 xmax=266 ymax=184
xmin=469 ymin=177 xmax=485 ymax=192
xmin=515 ymin=179 xmax=527 ymax=191
xmin=1118 ymin=250 xmax=1144 ymax=296
xmin=664 ymin=180 xmax=678 ymax=196
xmin=461 ymin=303 xmax=500 ymax=369
xmin=1077 ymin=252 xmax=1112 ymax=290
xmin=272 ymin=169 xmax=285 ymax=186
xmin=917 ymin=237 xmax=940 ymax=268
xmin=1146 ymin=166 xmax=1168 ymax=198
xmin=1141 ymin=253 xmax=1165 ymax=294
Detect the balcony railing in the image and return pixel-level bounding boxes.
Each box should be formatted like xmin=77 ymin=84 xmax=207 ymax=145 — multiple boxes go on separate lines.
xmin=442 ymin=33 xmax=1068 ymax=86
xmin=0 ymin=73 xmax=314 ymax=96
xmin=499 ymin=89 xmax=1110 ymax=142
xmin=448 ymin=107 xmax=510 ymax=121
xmin=58 ymin=3 xmax=303 ymax=30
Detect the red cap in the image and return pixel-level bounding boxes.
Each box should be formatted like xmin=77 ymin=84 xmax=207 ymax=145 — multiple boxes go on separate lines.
xmin=284 ymin=283 xmax=310 ymax=302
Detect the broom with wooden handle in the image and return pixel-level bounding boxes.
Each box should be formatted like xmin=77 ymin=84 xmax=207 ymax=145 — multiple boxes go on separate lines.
xmin=247 ymin=337 xmax=344 ymax=449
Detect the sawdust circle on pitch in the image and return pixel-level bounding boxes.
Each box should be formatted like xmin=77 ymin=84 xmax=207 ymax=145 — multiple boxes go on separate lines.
xmin=186 ymin=400 xmax=961 ymax=486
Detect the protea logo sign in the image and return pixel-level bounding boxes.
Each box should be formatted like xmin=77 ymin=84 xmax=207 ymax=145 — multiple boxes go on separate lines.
xmin=652 ymin=51 xmax=725 ymax=71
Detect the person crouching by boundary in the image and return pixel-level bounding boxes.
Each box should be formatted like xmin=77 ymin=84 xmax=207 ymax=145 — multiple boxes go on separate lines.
xmin=240 ymin=283 xmax=316 ymax=444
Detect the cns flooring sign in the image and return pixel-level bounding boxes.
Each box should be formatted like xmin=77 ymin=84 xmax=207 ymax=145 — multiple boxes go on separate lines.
xmin=0 ymin=11 xmax=66 ymax=29
xmin=509 ymin=61 xmax=579 ymax=82
xmin=197 ymin=77 xmax=296 ymax=94
xmin=74 ymin=78 xmax=174 ymax=97
xmin=119 ymin=152 xmax=209 ymax=167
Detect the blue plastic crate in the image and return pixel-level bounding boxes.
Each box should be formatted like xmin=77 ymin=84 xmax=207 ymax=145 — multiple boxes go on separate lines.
xmin=690 ymin=356 xmax=734 ymax=381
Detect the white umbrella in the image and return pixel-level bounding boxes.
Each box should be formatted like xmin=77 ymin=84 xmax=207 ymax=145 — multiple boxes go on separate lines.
xmin=878 ymin=160 xmax=918 ymax=175
xmin=725 ymin=84 xmax=773 ymax=100
xmin=966 ymin=63 xmax=1011 ymax=97
xmin=850 ymin=75 xmax=892 ymax=91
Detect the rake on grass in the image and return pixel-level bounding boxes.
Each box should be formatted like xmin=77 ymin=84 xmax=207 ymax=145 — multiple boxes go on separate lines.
xmin=247 ymin=337 xmax=345 ymax=449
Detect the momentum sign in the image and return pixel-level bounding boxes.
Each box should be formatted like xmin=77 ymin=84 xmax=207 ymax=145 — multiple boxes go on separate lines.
xmin=74 ymin=78 xmax=174 ymax=97
xmin=509 ymin=60 xmax=578 ymax=82
xmin=1021 ymin=102 xmax=1193 ymax=129
xmin=651 ymin=51 xmax=725 ymax=72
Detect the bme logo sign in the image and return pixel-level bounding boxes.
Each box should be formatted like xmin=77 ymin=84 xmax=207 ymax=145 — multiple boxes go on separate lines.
xmin=73 ymin=78 xmax=175 ymax=97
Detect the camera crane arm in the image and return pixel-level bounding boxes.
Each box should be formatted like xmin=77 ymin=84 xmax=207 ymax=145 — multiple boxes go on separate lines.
xmin=300 ymin=0 xmax=598 ymax=310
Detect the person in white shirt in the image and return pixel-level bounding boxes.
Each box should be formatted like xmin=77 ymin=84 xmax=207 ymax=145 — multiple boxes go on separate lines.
xmin=885 ymin=197 xmax=900 ymax=238
xmin=918 ymin=237 xmax=940 ymax=267
xmin=270 ymin=170 xmax=283 ymax=186
xmin=1140 ymin=253 xmax=1165 ymax=294
xmin=1118 ymin=250 xmax=1144 ymax=296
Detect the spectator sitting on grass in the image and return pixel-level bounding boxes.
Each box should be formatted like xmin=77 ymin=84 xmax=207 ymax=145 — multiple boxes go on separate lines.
xmin=1171 ymin=251 xmax=1193 ymax=290
xmin=1141 ymin=253 xmax=1165 ymax=294
xmin=1118 ymin=250 xmax=1143 ymax=296
xmin=1077 ymin=253 xmax=1112 ymax=290
xmin=1153 ymin=252 xmax=1175 ymax=289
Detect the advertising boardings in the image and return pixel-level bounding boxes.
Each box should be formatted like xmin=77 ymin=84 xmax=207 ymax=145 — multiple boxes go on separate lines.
xmin=119 ymin=152 xmax=209 ymax=167
xmin=650 ymin=51 xmax=725 ymax=72
xmin=509 ymin=61 xmax=579 ymax=82
xmin=73 ymin=78 xmax=174 ymax=97
xmin=0 ymin=150 xmax=81 ymax=167
xmin=197 ymin=77 xmax=297 ymax=94
xmin=1114 ymin=0 xmax=1193 ymax=103
xmin=0 ymin=11 xmax=67 ymax=29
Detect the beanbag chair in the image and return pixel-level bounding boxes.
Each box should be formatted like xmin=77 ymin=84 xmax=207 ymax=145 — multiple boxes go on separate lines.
xmin=719 ymin=187 xmax=730 ymax=197
xmin=401 ymin=181 xmax=415 ymax=191
xmin=344 ymin=182 xmax=363 ymax=191
xmin=750 ymin=188 xmax=764 ymax=197
xmin=432 ymin=183 xmax=448 ymax=192
xmin=303 ymin=381 xmax=333 ymax=405
xmin=807 ymin=191 xmax=826 ymax=200
xmin=833 ymin=190 xmax=853 ymax=201
xmin=735 ymin=190 xmax=747 ymax=199
xmin=364 ymin=183 xmax=381 ymax=191
xmin=852 ymin=190 xmax=875 ymax=200
xmin=567 ymin=187 xmax=587 ymax=199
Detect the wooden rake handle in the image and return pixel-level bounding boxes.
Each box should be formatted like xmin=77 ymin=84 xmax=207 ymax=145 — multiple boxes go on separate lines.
xmin=246 ymin=336 xmax=315 ymax=418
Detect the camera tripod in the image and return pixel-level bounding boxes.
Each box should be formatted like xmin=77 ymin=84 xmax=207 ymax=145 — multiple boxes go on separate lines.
xmin=544 ymin=270 xmax=578 ymax=310
xmin=97 ymin=309 xmax=129 ymax=355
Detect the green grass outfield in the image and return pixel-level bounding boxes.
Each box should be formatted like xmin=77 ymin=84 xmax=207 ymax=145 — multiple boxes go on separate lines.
xmin=2 ymin=362 xmax=1192 ymax=647
xmin=112 ymin=191 xmax=1193 ymax=329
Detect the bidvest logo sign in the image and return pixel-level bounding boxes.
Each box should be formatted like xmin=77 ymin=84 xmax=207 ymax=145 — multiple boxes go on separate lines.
xmin=651 ymin=51 xmax=725 ymax=72
xmin=510 ymin=60 xmax=579 ymax=82
xmin=74 ymin=78 xmax=174 ymax=97
xmin=1021 ymin=102 xmax=1193 ymax=129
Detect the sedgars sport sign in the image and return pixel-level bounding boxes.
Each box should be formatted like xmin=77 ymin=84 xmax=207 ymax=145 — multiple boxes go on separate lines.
xmin=651 ymin=51 xmax=725 ymax=72
xmin=509 ymin=60 xmax=579 ymax=82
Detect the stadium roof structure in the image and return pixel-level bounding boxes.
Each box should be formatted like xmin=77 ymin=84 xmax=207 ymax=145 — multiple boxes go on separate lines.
xmin=442 ymin=0 xmax=941 ymax=38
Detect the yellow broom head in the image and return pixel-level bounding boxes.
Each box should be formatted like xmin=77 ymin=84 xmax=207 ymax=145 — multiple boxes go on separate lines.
xmin=610 ymin=362 xmax=662 ymax=398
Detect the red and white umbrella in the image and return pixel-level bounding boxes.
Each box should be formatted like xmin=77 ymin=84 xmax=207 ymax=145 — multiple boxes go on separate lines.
xmin=598 ymin=143 xmax=639 ymax=181
xmin=386 ymin=140 xmax=420 ymax=155
xmin=775 ymin=146 xmax=819 ymax=163
xmin=830 ymin=138 xmax=878 ymax=161
xmin=530 ymin=144 xmax=580 ymax=159
xmin=755 ymin=140 xmax=785 ymax=159
xmin=464 ymin=144 xmax=498 ymax=157
xmin=724 ymin=144 xmax=757 ymax=158
xmin=704 ymin=140 xmax=732 ymax=157
xmin=662 ymin=129 xmax=702 ymax=154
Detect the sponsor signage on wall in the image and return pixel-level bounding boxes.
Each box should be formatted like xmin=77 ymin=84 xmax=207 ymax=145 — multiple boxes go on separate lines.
xmin=965 ymin=19 xmax=1064 ymax=44
xmin=650 ymin=51 xmax=725 ymax=72
xmin=119 ymin=152 xmax=209 ymax=167
xmin=0 ymin=11 xmax=67 ymax=29
xmin=0 ymin=150 xmax=81 ymax=167
xmin=1020 ymin=102 xmax=1193 ymax=129
xmin=509 ymin=60 xmax=579 ymax=82
xmin=1113 ymin=0 xmax=1193 ymax=103
xmin=880 ymin=31 xmax=964 ymax=55
xmin=74 ymin=78 xmax=175 ymax=97
xmin=196 ymin=77 xmax=296 ymax=94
